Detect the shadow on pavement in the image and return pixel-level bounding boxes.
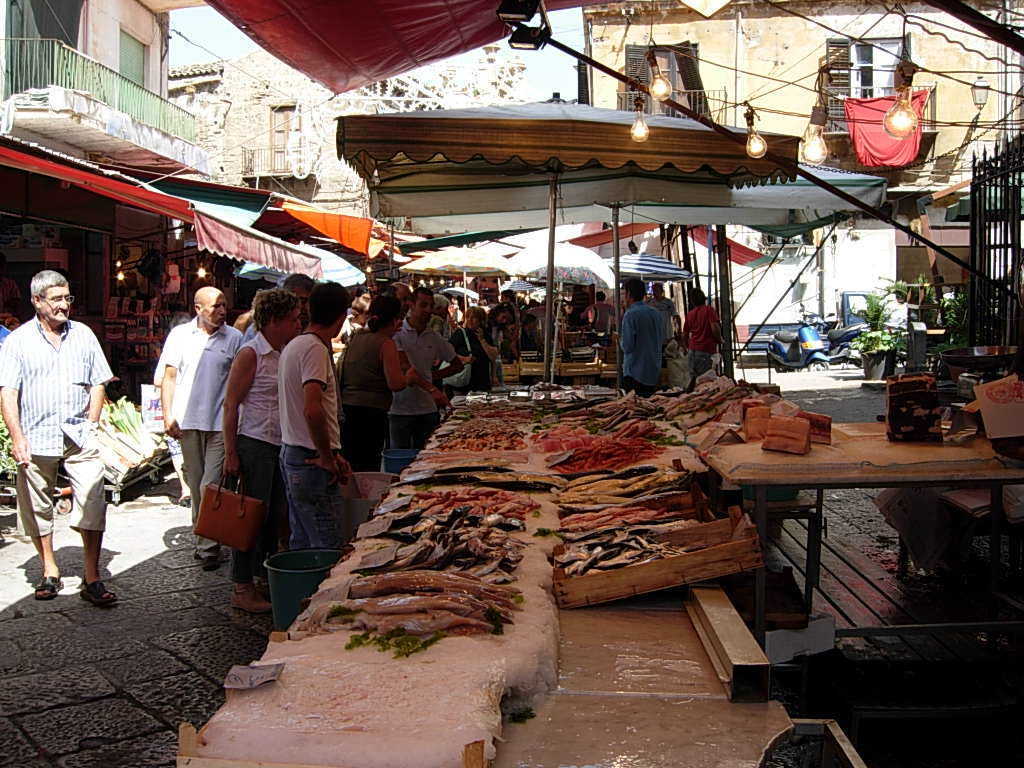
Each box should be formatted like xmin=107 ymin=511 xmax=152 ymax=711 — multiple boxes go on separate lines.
xmin=0 ymin=505 xmax=272 ymax=768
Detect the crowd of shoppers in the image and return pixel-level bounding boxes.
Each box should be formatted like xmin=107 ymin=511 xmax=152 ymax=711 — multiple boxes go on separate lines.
xmin=0 ymin=263 xmax=715 ymax=610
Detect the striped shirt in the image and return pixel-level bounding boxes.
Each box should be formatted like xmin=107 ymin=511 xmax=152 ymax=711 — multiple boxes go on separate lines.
xmin=0 ymin=318 xmax=113 ymax=456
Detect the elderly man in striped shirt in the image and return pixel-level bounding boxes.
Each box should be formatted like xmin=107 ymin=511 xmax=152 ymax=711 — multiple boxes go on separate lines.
xmin=0 ymin=270 xmax=115 ymax=604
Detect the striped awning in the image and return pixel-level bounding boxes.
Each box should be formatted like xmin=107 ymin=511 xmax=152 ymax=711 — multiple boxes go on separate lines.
xmin=610 ymin=253 xmax=694 ymax=282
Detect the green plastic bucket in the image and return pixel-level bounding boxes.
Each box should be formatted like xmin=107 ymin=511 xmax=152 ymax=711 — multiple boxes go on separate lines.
xmin=264 ymin=549 xmax=342 ymax=631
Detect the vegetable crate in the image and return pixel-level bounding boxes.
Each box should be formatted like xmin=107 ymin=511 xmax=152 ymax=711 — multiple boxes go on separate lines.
xmin=551 ymin=506 xmax=763 ymax=609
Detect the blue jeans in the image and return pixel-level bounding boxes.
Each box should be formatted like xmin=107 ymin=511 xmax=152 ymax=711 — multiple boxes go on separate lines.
xmin=388 ymin=412 xmax=441 ymax=450
xmin=279 ymin=444 xmax=344 ymax=550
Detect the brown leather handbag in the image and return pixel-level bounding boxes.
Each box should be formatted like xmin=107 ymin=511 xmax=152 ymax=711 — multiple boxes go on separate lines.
xmin=195 ymin=476 xmax=266 ymax=551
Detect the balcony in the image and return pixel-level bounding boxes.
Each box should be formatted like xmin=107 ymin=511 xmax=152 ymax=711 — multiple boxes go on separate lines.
xmin=242 ymin=147 xmax=294 ymax=177
xmin=617 ymin=89 xmax=729 ymax=124
xmin=825 ymin=83 xmax=938 ymax=134
xmin=2 ymin=38 xmax=207 ymax=173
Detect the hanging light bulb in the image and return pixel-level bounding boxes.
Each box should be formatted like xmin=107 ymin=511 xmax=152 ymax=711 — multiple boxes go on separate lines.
xmin=196 ymin=266 xmax=207 ymax=279
xmin=801 ymin=106 xmax=828 ymax=164
xmin=646 ymin=50 xmax=672 ymax=102
xmin=630 ymin=96 xmax=649 ymax=143
xmin=116 ymin=271 xmax=125 ymax=282
xmin=115 ymin=260 xmax=122 ymax=268
xmin=883 ymin=86 xmax=918 ymax=139
xmin=744 ymin=104 xmax=767 ymax=159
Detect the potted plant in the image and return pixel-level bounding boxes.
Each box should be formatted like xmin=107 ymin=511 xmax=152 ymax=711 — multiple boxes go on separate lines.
xmin=851 ymin=293 xmax=898 ymax=380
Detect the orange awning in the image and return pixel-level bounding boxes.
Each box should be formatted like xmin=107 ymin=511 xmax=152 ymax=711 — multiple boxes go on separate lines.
xmin=280 ymin=201 xmax=374 ymax=256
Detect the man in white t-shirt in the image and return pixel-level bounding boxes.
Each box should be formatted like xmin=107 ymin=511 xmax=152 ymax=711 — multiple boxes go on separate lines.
xmin=161 ymin=287 xmax=242 ymax=569
xmin=390 ymin=287 xmax=461 ymax=449
xmin=278 ymin=282 xmax=351 ymax=549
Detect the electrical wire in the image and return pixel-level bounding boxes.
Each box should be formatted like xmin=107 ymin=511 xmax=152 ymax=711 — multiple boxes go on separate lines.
xmin=883 ymin=3 xmax=1022 ymax=70
xmin=761 ymin=0 xmax=1022 ymax=100
xmin=744 ymin=3 xmax=888 ymax=102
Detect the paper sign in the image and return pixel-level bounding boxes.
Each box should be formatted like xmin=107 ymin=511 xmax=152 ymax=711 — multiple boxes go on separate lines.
xmin=224 ymin=662 xmax=285 ymax=690
xmin=973 ymin=374 xmax=1024 ymax=439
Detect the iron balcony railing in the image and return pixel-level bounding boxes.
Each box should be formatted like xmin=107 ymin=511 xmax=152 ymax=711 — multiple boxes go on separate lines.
xmin=825 ymin=83 xmax=938 ymax=134
xmin=241 ymin=147 xmax=293 ymax=177
xmin=617 ymin=89 xmax=729 ymax=124
xmin=2 ymin=38 xmax=196 ymax=142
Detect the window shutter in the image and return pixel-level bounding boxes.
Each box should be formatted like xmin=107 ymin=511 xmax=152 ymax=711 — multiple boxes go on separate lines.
xmin=624 ymin=44 xmax=651 ymax=111
xmin=577 ymin=61 xmax=590 ymax=105
xmin=824 ymin=37 xmax=851 ymax=132
xmin=673 ymin=41 xmax=709 ymax=118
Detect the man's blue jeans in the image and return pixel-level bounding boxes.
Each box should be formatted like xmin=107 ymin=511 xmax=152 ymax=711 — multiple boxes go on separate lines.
xmin=279 ymin=444 xmax=343 ymax=550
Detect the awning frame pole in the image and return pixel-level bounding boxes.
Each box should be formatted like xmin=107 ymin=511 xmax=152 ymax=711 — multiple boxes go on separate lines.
xmin=611 ymin=204 xmax=622 ymax=390
xmin=736 ymin=222 xmax=839 ymax=360
xmin=543 ymin=173 xmax=558 ymax=383
xmin=541 ymin=34 xmax=1014 ymax=302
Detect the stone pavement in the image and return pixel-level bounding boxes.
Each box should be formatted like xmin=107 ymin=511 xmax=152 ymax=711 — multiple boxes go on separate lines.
xmin=0 ymin=478 xmax=271 ymax=768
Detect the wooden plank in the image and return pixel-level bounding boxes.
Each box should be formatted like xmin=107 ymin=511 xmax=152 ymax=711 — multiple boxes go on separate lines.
xmin=554 ymin=536 xmax=763 ymax=609
xmin=685 ymin=585 xmax=770 ymax=702
xmin=179 ymin=724 xmax=487 ymax=768
xmin=462 ymin=741 xmax=487 ymax=768
xmin=790 ymin=518 xmax=996 ymax=662
xmin=778 ymin=521 xmax=956 ymax=662
xmin=825 ymin=720 xmax=871 ymax=768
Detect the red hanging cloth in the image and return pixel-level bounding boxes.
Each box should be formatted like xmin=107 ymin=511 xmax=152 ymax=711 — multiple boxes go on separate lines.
xmin=843 ymin=90 xmax=930 ymax=168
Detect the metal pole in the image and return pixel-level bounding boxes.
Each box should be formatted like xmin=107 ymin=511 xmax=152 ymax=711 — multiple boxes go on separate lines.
xmin=736 ymin=222 xmax=839 ymax=359
xmin=543 ymin=174 xmax=558 ymax=383
xmin=715 ymin=225 xmax=735 ymax=379
xmin=541 ymin=34 xmax=1015 ymax=300
xmin=612 ymin=204 xmax=623 ymax=390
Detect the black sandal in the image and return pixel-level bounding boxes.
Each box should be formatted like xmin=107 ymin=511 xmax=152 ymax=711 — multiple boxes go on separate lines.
xmin=80 ymin=580 xmax=117 ymax=606
xmin=33 ymin=576 xmax=62 ymax=600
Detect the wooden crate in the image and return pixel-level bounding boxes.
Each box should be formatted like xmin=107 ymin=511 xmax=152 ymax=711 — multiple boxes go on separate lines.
xmin=552 ymin=506 xmax=763 ymax=609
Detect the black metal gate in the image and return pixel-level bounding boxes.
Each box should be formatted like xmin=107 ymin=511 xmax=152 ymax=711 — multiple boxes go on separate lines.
xmin=969 ymin=138 xmax=1024 ymax=347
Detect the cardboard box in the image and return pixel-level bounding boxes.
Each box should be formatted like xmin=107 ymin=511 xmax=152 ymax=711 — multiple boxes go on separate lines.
xmin=974 ymin=374 xmax=1024 ymax=439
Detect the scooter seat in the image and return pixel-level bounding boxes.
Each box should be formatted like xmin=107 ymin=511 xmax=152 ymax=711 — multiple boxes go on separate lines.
xmin=774 ymin=330 xmax=798 ymax=343
xmin=827 ymin=328 xmax=848 ymax=342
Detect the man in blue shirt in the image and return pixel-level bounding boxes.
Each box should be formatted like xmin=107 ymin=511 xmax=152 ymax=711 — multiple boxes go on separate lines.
xmin=619 ymin=278 xmax=664 ymax=396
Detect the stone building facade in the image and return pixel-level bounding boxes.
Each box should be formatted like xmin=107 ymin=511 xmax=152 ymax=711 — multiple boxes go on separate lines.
xmin=169 ymin=46 xmax=539 ymax=215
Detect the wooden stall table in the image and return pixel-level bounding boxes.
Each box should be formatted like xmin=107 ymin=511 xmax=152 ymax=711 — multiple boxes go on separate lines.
xmin=705 ymin=422 xmax=1024 ymax=646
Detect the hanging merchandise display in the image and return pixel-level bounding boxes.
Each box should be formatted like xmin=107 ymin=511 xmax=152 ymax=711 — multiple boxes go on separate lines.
xmin=843 ymin=90 xmax=930 ymax=168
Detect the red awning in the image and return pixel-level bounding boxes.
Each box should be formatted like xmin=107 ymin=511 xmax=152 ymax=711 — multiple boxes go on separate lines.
xmin=206 ymin=0 xmax=600 ymax=93
xmin=0 ymin=144 xmax=193 ymax=221
xmin=568 ymin=223 xmax=660 ymax=249
xmin=0 ymin=140 xmax=350 ymax=279
xmin=688 ymin=227 xmax=764 ymax=266
xmin=194 ymin=209 xmax=327 ymax=278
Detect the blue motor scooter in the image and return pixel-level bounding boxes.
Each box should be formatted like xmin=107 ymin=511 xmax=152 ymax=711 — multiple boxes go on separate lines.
xmin=766 ymin=315 xmax=830 ymax=372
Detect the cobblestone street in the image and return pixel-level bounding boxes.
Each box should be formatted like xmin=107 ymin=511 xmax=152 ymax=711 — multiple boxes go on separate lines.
xmin=0 ymin=480 xmax=271 ymax=768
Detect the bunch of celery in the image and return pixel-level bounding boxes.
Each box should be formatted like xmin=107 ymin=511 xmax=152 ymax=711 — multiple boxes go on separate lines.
xmin=99 ymin=398 xmax=160 ymax=465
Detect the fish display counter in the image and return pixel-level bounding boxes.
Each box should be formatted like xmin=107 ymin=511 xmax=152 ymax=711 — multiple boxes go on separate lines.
xmin=178 ymin=378 xmax=805 ymax=768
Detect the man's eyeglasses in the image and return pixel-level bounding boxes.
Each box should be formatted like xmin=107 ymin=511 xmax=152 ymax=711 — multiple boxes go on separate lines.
xmin=41 ymin=295 xmax=74 ymax=306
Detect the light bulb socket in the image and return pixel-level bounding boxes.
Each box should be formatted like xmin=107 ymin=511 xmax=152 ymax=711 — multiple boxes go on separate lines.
xmin=809 ymin=105 xmax=827 ymax=128
xmin=508 ymin=22 xmax=550 ymax=50
xmin=894 ymin=60 xmax=919 ymax=90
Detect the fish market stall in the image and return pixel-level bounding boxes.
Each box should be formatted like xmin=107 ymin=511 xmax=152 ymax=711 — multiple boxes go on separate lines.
xmin=178 ymin=380 xmax=826 ymax=768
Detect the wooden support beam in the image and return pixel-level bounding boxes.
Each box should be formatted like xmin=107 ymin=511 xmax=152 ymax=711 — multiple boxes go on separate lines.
xmin=685 ymin=585 xmax=770 ymax=702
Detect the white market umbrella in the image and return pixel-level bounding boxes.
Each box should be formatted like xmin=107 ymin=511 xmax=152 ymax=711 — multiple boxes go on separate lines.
xmin=507 ymin=243 xmax=615 ymax=289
